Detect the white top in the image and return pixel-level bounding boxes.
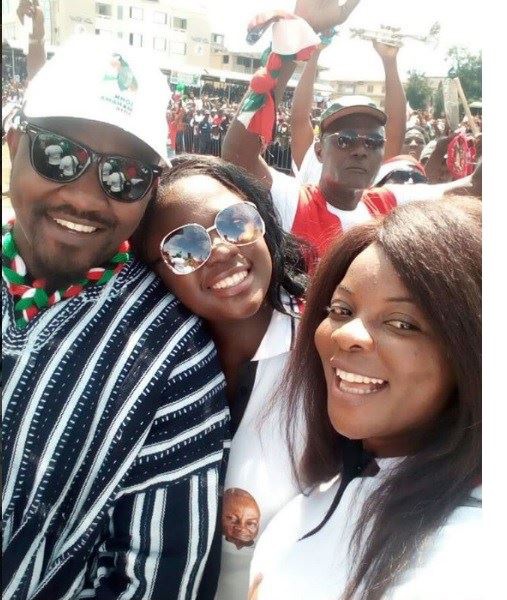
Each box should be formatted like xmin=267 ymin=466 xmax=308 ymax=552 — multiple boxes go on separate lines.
xmin=44 ymin=144 xmax=63 ymax=165
xmin=59 ymin=154 xmax=79 ymax=177
xmin=215 ymin=302 xmax=303 ymax=600
xmin=293 ymin=143 xmax=322 ymax=186
xmin=270 ymin=167 xmax=448 ymax=233
xmin=250 ymin=459 xmax=482 ymax=600
xmin=106 ymin=171 xmax=126 ymax=192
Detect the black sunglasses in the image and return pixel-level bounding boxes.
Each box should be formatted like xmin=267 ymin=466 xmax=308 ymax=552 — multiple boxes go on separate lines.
xmin=377 ymin=169 xmax=428 ymax=186
xmin=20 ymin=122 xmax=163 ymax=202
xmin=325 ymin=130 xmax=386 ymax=150
xmin=160 ymin=202 xmax=266 ymax=275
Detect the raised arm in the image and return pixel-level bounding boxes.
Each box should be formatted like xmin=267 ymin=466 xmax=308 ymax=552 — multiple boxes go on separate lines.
xmin=17 ymin=0 xmax=46 ymax=81
xmin=373 ymin=40 xmax=406 ymax=160
xmin=290 ymin=47 xmax=321 ymax=169
xmin=222 ymin=47 xmax=298 ymax=189
xmin=223 ymin=0 xmax=362 ymax=188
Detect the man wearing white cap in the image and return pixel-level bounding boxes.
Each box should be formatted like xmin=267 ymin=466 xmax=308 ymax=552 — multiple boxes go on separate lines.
xmin=223 ymin=0 xmax=477 ymax=263
xmin=2 ymin=34 xmax=229 ymax=600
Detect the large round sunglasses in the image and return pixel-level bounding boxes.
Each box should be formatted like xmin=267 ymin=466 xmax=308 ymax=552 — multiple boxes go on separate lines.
xmin=160 ymin=202 xmax=266 ymax=275
xmin=20 ymin=121 xmax=163 ymax=202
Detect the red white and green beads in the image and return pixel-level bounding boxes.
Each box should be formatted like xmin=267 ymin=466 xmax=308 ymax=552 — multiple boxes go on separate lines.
xmin=2 ymin=222 xmax=131 ymax=329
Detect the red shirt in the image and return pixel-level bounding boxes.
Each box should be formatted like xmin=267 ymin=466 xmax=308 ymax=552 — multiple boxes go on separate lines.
xmin=291 ymin=185 xmax=397 ymax=260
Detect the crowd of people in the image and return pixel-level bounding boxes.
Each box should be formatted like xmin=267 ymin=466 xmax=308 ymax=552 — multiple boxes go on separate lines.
xmin=2 ymin=1 xmax=483 ymax=599
xmin=166 ymin=92 xmax=295 ymax=172
xmin=2 ymin=79 xmax=27 ymax=106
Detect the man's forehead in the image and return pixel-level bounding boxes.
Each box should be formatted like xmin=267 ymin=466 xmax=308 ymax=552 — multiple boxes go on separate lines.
xmin=30 ymin=117 xmax=158 ymax=162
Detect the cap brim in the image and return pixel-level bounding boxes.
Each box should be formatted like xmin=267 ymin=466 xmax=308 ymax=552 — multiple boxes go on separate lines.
xmin=321 ymin=106 xmax=387 ymax=132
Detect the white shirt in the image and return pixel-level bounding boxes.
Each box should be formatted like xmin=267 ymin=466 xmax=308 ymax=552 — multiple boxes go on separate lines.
xmin=215 ymin=300 xmax=303 ymax=600
xmin=250 ymin=459 xmax=482 ymax=600
xmin=59 ymin=155 xmax=79 ymax=177
xmin=106 ymin=171 xmax=126 ymax=192
xmin=269 ymin=167 xmax=450 ymax=234
xmin=45 ymin=144 xmax=63 ymax=166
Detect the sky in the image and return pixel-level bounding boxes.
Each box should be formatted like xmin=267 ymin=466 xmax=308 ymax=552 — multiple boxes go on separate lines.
xmin=205 ymin=0 xmax=484 ymax=81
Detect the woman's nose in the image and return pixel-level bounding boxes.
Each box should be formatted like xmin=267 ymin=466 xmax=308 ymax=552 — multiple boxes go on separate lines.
xmin=330 ymin=317 xmax=374 ymax=352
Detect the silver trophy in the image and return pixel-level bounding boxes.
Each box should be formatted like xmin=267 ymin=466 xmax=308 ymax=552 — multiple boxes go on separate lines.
xmin=349 ymin=21 xmax=440 ymax=48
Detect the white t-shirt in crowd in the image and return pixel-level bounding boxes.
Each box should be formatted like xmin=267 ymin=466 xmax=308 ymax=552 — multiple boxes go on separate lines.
xmin=215 ymin=300 xmax=304 ymax=600
xmin=59 ymin=155 xmax=79 ymax=177
xmin=45 ymin=144 xmax=63 ymax=166
xmin=269 ymin=167 xmax=450 ymax=234
xmin=250 ymin=459 xmax=482 ymax=599
xmin=106 ymin=171 xmax=126 ymax=192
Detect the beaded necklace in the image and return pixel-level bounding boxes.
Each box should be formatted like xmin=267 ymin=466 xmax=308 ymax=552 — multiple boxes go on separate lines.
xmin=2 ymin=221 xmax=131 ymax=329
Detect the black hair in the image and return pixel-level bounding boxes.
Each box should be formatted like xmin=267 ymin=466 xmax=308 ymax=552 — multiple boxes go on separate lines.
xmin=135 ymin=154 xmax=308 ymax=315
xmin=404 ymin=125 xmax=430 ymax=145
xmin=281 ymin=197 xmax=482 ymax=599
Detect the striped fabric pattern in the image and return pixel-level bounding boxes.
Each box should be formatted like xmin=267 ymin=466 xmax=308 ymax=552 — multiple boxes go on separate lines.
xmin=2 ymin=257 xmax=230 ymax=600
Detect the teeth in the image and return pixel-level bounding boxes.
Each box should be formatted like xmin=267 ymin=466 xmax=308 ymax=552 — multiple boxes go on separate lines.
xmin=212 ymin=270 xmax=248 ymax=290
xmin=339 ymin=381 xmax=376 ymax=395
xmin=335 ymin=368 xmax=385 ymax=385
xmin=54 ymin=218 xmax=97 ymax=233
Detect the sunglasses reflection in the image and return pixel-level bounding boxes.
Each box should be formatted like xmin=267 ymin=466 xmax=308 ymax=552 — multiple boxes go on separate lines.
xmin=161 ymin=203 xmax=265 ymax=275
xmin=28 ymin=123 xmax=157 ymax=202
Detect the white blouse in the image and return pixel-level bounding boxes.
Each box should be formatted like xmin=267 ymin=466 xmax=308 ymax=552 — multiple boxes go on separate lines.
xmin=250 ymin=458 xmax=482 ymax=599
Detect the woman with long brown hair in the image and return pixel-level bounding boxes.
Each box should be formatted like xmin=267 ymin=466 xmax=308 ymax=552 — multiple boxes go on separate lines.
xmin=249 ymin=197 xmax=482 ymax=600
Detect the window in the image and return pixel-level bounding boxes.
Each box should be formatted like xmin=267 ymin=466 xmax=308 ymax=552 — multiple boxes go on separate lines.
xmin=117 ymin=32 xmax=123 ymax=39
xmin=236 ymin=56 xmax=251 ymax=68
xmin=153 ymin=37 xmax=166 ymax=51
xmin=129 ymin=32 xmax=143 ymax=47
xmin=253 ymin=59 xmax=261 ymax=69
xmin=153 ymin=11 xmax=167 ymax=24
xmin=95 ymin=28 xmax=113 ymax=37
xmin=130 ymin=7 xmax=143 ymax=20
xmin=222 ymin=55 xmax=229 ymax=64
xmin=172 ymin=17 xmax=187 ymax=30
xmin=117 ymin=6 xmax=123 ymax=19
xmin=96 ymin=3 xmax=112 ymax=17
xmin=170 ymin=41 xmax=186 ymax=55
xmin=211 ymin=33 xmax=224 ymax=45
xmin=367 ymin=85 xmax=374 ymax=93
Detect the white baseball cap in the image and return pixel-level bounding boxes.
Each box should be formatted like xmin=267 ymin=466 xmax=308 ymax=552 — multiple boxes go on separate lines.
xmin=23 ymin=35 xmax=170 ymax=163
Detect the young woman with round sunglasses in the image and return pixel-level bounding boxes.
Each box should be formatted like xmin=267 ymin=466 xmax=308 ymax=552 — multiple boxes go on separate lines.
xmin=249 ymin=197 xmax=482 ymax=600
xmin=132 ymin=154 xmax=308 ymax=600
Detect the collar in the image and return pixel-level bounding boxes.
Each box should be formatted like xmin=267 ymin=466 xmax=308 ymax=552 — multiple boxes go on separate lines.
xmin=251 ymin=294 xmax=302 ymax=362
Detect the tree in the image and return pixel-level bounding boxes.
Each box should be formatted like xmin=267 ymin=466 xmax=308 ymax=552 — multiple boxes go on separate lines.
xmin=433 ymin=81 xmax=445 ymax=119
xmin=404 ymin=70 xmax=433 ymax=111
xmin=446 ymin=46 xmax=482 ymax=102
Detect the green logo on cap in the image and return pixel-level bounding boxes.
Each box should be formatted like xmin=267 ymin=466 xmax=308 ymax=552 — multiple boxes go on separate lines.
xmin=103 ymin=54 xmax=138 ymax=92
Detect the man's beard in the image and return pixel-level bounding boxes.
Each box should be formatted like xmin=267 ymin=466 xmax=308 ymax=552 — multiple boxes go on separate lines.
xmin=29 ymin=250 xmax=95 ymax=291
xmin=26 ymin=204 xmax=118 ymax=291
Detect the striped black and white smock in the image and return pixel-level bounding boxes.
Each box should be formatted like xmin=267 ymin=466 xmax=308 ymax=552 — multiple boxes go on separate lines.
xmin=2 ymin=258 xmax=230 ymax=600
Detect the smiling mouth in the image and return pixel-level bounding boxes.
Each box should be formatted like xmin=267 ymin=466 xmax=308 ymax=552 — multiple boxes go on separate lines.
xmin=52 ymin=217 xmax=99 ymax=234
xmin=334 ymin=368 xmax=388 ymax=395
xmin=210 ymin=269 xmax=249 ymax=290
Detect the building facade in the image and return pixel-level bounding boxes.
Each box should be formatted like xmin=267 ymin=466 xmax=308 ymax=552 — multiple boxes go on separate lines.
xmin=2 ymin=0 xmax=226 ymax=73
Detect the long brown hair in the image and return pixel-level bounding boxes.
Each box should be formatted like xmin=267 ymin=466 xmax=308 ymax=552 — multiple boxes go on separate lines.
xmin=282 ymin=197 xmax=482 ymax=600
